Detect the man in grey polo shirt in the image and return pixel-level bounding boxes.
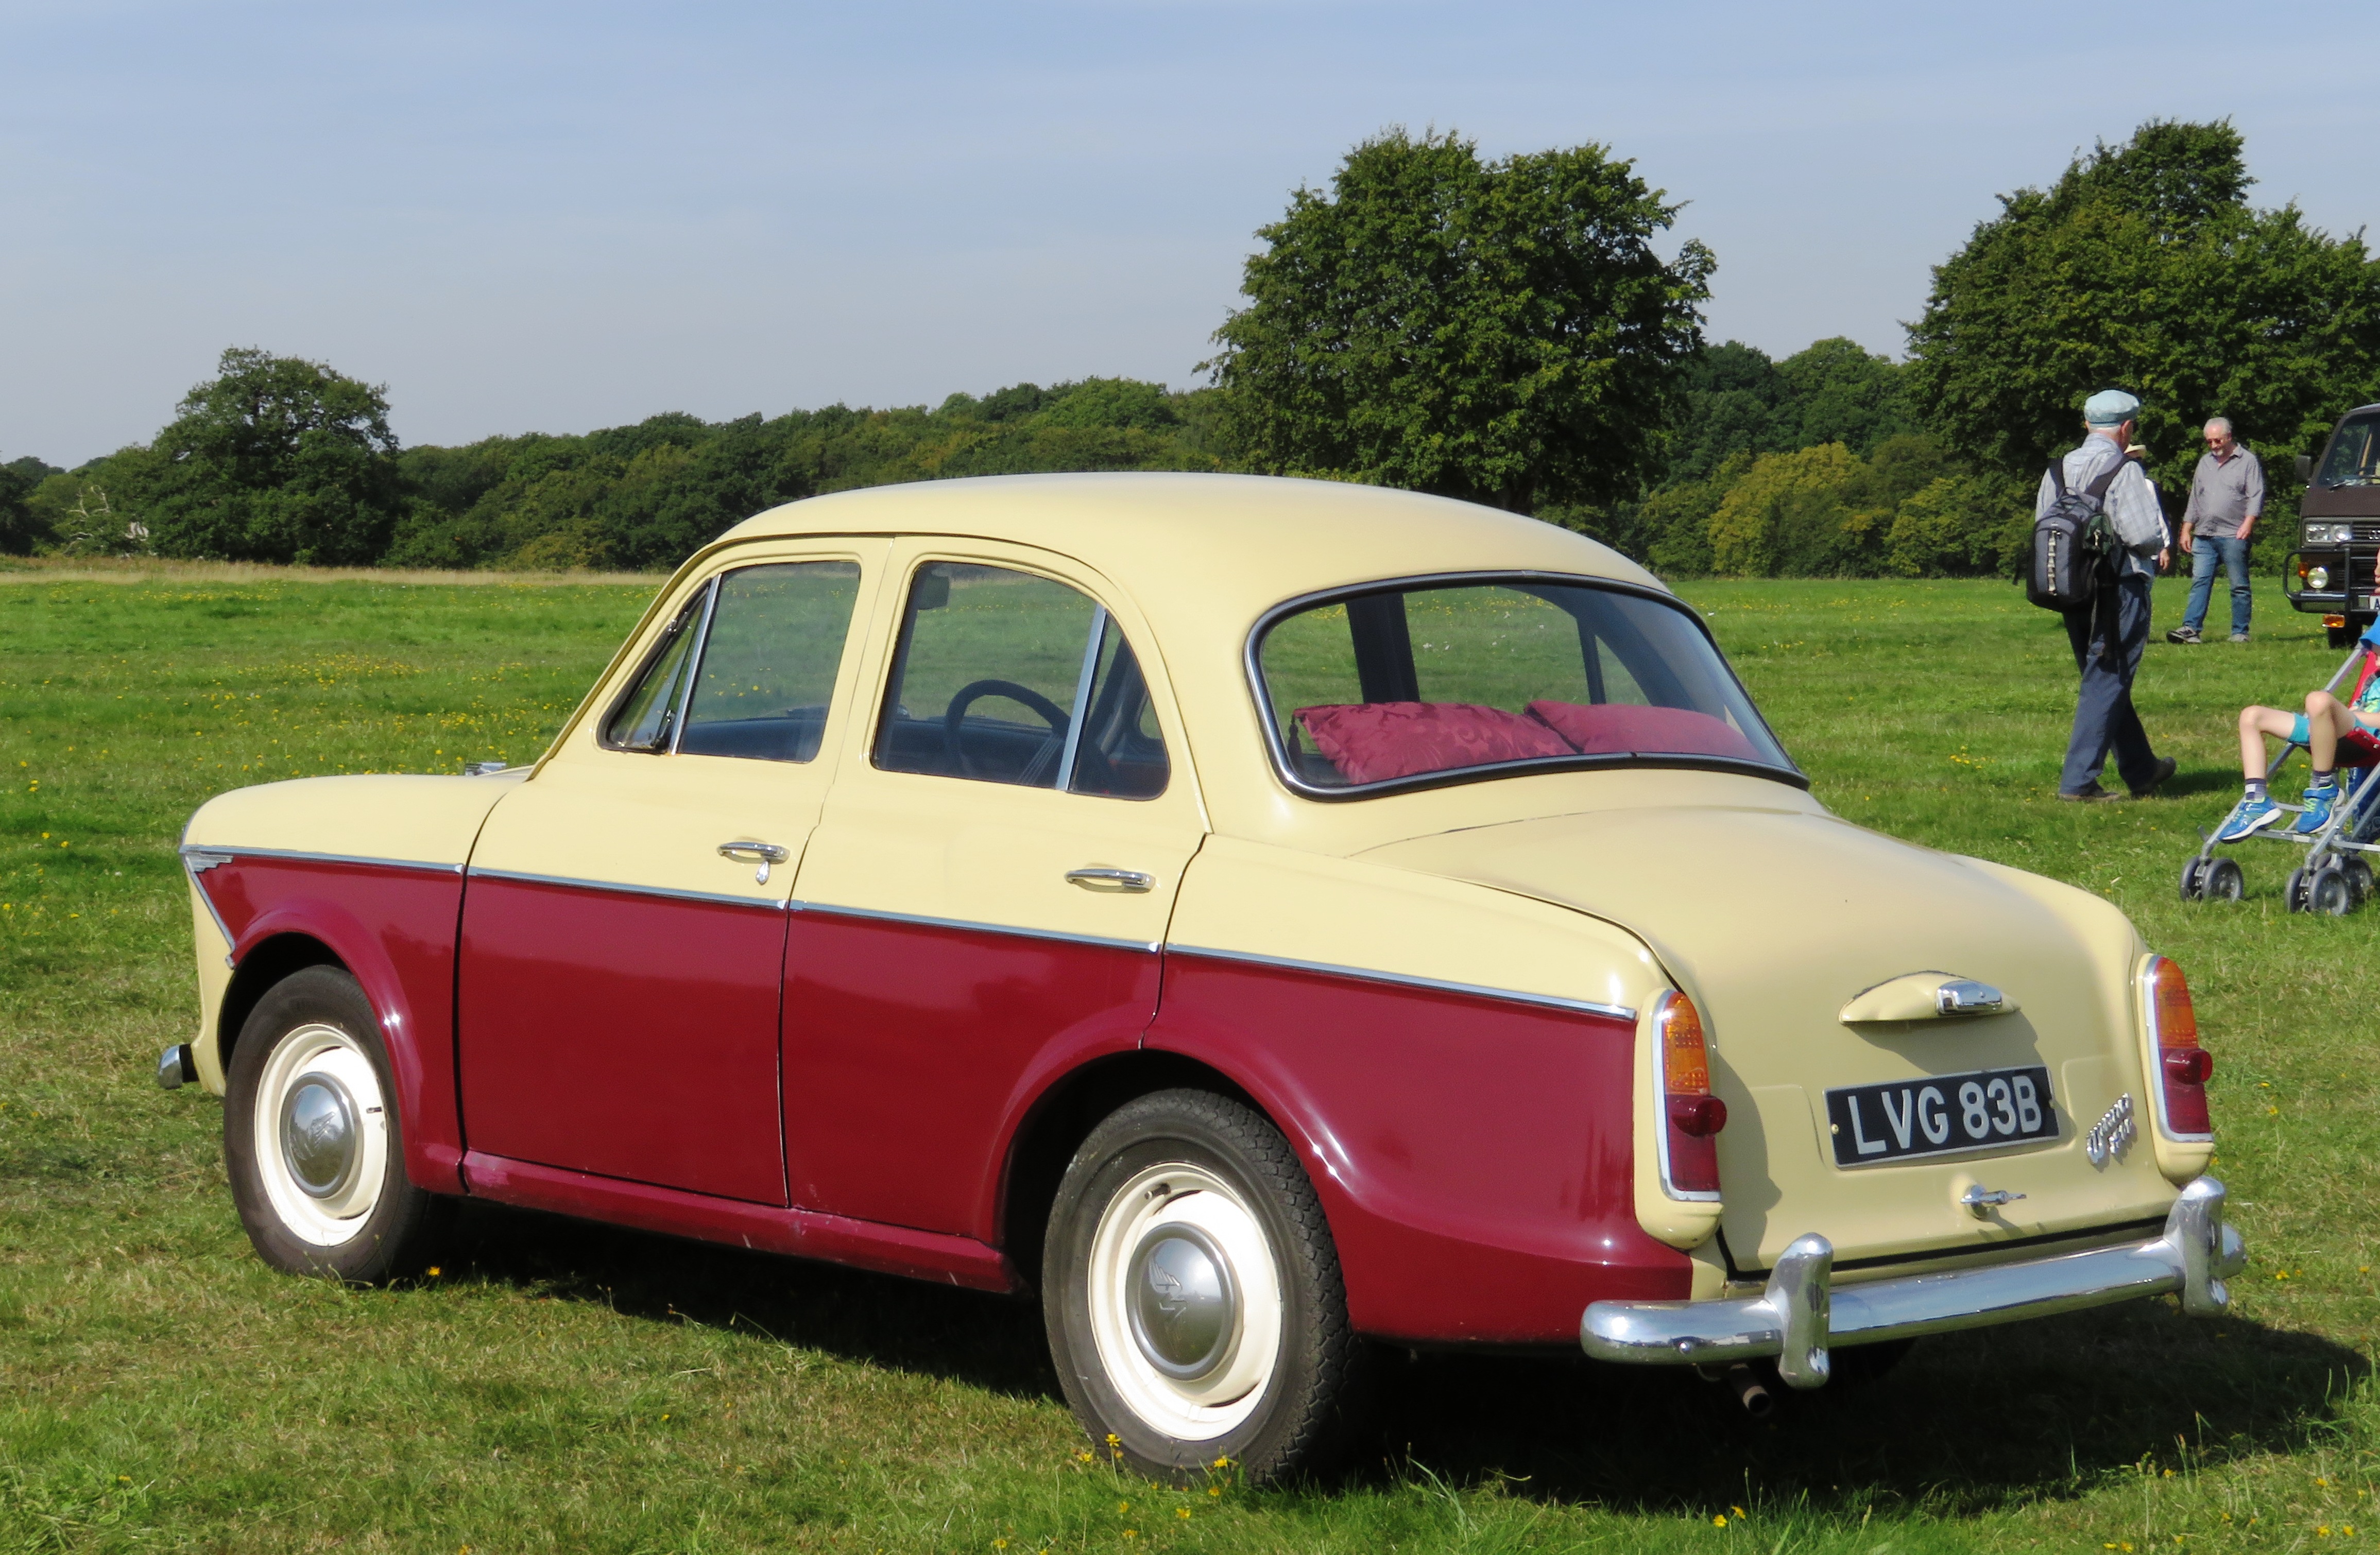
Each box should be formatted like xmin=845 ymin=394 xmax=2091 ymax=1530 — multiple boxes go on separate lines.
xmin=2041 ymin=389 xmax=2176 ymax=801
xmin=2166 ymin=416 xmax=2266 ymax=644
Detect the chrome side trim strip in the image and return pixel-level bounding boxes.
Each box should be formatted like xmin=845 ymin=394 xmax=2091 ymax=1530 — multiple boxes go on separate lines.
xmin=467 ymin=866 xmax=786 ymax=912
xmin=176 ymin=843 xmax=464 ymax=875
xmin=1166 ymin=943 xmax=1636 ymax=1021
xmin=181 ymin=855 xmax=237 ymax=967
xmin=1581 ymin=1176 xmax=2246 ymax=1385
xmin=791 ymin=899 xmax=1159 ymax=955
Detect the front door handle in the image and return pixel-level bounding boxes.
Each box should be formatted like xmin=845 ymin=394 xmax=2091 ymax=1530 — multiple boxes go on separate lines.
xmin=717 ymin=840 xmax=791 ymax=885
xmin=1065 ymin=867 xmax=1155 ymax=893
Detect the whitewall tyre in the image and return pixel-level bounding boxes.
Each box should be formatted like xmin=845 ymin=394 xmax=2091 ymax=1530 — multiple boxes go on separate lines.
xmin=224 ymin=965 xmax=448 ymax=1282
xmin=1043 ymin=1089 xmax=1366 ymax=1483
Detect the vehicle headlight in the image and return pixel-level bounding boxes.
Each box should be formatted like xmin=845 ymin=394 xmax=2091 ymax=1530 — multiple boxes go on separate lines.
xmin=2308 ymin=566 xmax=2332 ymax=590
xmin=2307 ymin=523 xmax=2353 ymax=544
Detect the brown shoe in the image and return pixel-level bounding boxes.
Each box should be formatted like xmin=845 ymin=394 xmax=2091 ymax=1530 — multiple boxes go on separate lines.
xmin=2128 ymin=756 xmax=2178 ymax=799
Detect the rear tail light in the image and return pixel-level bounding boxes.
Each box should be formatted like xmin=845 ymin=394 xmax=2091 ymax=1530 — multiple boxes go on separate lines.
xmin=1655 ymin=990 xmax=1725 ymax=1199
xmin=2144 ymin=956 xmax=2213 ymax=1139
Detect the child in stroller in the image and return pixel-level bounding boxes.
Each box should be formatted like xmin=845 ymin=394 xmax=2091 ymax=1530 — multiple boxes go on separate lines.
xmin=2215 ymin=670 xmax=2380 ymax=841
xmin=2222 ymin=552 xmax=2380 ymax=844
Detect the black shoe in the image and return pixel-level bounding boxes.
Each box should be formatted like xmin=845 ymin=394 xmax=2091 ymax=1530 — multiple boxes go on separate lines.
xmin=2166 ymin=625 xmax=2202 ymax=644
xmin=2128 ymin=756 xmax=2179 ymax=799
xmin=2058 ymin=782 xmax=2124 ymax=802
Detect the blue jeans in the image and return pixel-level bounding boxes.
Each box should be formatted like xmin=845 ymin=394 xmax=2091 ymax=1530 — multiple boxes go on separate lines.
xmin=2183 ymin=534 xmax=2252 ymax=636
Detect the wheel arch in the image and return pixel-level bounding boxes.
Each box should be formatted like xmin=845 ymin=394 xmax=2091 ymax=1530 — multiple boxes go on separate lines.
xmin=996 ymin=1049 xmax=1262 ymax=1292
xmin=214 ymin=932 xmax=350 ymax=1077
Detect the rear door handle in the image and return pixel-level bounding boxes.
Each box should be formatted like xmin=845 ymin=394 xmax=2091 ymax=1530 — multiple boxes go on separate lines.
xmin=717 ymin=840 xmax=791 ymax=884
xmin=1066 ymin=867 xmax=1155 ymax=893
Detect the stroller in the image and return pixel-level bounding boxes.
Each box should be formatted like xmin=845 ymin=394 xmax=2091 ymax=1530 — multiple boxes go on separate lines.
xmin=2181 ymin=625 xmax=2380 ymax=914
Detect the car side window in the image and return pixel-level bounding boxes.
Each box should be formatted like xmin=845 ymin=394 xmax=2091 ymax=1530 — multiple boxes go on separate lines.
xmin=602 ymin=561 xmax=861 ymax=761
xmin=677 ymin=562 xmax=862 ymax=762
xmin=875 ymin=561 xmax=1168 ymax=797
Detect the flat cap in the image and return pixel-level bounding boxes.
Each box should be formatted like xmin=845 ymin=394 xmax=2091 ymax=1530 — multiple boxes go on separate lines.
xmin=2084 ymin=389 xmax=2142 ymax=427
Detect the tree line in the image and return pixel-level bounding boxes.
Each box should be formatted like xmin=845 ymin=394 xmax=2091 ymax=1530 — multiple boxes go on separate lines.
xmin=6 ymin=119 xmax=2376 ymax=577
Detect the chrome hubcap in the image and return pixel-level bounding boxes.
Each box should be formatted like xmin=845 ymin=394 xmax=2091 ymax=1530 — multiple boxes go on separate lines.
xmin=1127 ymin=1223 xmax=1237 ymax=1379
xmin=280 ymin=1074 xmax=358 ymax=1199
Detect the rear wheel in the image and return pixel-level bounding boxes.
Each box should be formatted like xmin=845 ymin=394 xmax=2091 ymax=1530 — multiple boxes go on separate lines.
xmin=2285 ymin=866 xmax=2311 ymax=913
xmin=2310 ymin=865 xmax=2356 ymax=916
xmin=1043 ymin=1090 xmax=1364 ymax=1483
xmin=2202 ymin=857 xmax=2246 ymax=902
xmin=224 ymin=965 xmax=448 ymax=1282
xmin=2178 ymin=858 xmax=2206 ymax=901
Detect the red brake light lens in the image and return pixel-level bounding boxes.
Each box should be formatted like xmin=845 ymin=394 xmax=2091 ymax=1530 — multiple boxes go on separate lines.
xmin=2146 ymin=957 xmax=2213 ymax=1138
xmin=1656 ymin=991 xmax=1723 ymax=1195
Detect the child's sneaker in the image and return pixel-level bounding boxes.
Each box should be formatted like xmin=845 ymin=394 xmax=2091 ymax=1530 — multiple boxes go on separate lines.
xmin=2215 ymin=795 xmax=2283 ymax=841
xmin=2295 ymin=781 xmax=2341 ymax=834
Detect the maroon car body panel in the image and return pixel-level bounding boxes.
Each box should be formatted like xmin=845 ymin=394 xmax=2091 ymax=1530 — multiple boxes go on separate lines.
xmin=781 ymin=908 xmax=1157 ymax=1235
xmin=1145 ymin=953 xmax=1689 ymax=1344
xmin=200 ymin=855 xmax=469 ymax=1195
xmin=205 ymin=858 xmax=1677 ymax=1344
xmin=456 ymin=874 xmax=791 ymax=1205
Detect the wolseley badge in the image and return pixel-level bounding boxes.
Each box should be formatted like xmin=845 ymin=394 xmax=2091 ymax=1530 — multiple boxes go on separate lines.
xmin=2085 ymin=1094 xmax=2136 ymax=1167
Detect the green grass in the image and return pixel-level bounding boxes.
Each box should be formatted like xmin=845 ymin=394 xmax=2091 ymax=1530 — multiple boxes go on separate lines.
xmin=5 ymin=569 xmax=2379 ymax=1553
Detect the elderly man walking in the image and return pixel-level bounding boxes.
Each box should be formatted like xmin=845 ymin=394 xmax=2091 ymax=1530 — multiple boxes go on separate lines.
xmin=2165 ymin=417 xmax=2266 ymax=645
xmin=2044 ymin=389 xmax=2176 ymax=802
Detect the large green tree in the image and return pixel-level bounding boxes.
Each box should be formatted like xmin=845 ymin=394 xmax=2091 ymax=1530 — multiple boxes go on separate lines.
xmin=141 ymin=348 xmax=406 ymax=564
xmin=1907 ymin=120 xmax=2380 ymax=490
xmin=1205 ymin=129 xmax=1714 ymax=512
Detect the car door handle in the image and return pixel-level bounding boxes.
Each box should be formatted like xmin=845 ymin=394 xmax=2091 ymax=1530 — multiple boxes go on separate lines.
xmin=1065 ymin=867 xmax=1155 ymax=893
xmin=717 ymin=840 xmax=791 ymax=884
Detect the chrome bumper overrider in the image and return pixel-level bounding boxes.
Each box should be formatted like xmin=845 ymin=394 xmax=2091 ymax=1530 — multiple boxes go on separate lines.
xmin=1581 ymin=1176 xmax=2246 ymax=1389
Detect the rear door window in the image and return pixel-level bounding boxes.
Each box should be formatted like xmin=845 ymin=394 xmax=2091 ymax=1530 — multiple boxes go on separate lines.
xmin=874 ymin=561 xmax=1168 ymax=797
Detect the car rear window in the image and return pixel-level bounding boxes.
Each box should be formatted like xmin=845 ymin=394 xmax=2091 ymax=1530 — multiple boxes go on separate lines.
xmin=1253 ymin=578 xmax=1794 ymax=794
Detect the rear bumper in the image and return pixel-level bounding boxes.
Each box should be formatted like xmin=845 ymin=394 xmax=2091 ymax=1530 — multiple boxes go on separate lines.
xmin=1580 ymin=1176 xmax=2245 ymax=1389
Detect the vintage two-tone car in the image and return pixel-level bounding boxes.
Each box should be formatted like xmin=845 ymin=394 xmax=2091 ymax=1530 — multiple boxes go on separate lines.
xmin=167 ymin=473 xmax=2244 ymax=1478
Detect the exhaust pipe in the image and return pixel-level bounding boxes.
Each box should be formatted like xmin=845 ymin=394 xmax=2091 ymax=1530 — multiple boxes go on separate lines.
xmin=1725 ymin=1363 xmax=1774 ymax=1418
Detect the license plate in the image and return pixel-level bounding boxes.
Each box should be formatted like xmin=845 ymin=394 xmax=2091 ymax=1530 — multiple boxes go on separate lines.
xmin=1824 ymin=1066 xmax=2057 ymax=1166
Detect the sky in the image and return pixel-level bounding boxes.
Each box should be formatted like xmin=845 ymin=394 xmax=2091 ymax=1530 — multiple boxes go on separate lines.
xmin=4 ymin=1 xmax=2376 ymax=466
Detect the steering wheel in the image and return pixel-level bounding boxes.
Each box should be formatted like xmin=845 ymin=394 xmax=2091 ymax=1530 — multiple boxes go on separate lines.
xmin=944 ymin=679 xmax=1071 ymax=780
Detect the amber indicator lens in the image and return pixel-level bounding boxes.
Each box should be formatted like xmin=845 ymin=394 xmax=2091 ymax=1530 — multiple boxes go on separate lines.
xmin=1659 ymin=995 xmax=1710 ymax=1094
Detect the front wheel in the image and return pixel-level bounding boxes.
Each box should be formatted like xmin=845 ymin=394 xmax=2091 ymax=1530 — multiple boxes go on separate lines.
xmin=1043 ymin=1090 xmax=1364 ymax=1483
xmin=224 ymin=965 xmax=448 ymax=1282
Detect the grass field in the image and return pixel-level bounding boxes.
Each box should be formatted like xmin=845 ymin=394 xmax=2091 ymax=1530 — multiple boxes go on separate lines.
xmin=5 ymin=568 xmax=2378 ymax=1553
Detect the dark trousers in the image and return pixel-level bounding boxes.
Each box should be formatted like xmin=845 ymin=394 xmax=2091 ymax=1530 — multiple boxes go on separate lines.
xmin=2062 ymin=571 xmax=2160 ymax=794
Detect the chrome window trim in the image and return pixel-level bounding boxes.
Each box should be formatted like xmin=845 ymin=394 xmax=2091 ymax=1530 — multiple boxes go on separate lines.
xmin=176 ymin=843 xmax=464 ymax=876
xmin=1243 ymin=569 xmax=1808 ymax=802
xmin=467 ymin=866 xmax=785 ymax=913
xmin=795 ymin=898 xmax=1159 ymax=955
xmin=1166 ymin=943 xmax=1635 ymax=1021
xmin=666 ymin=576 xmax=724 ymax=756
xmin=1054 ymin=604 xmax=1108 ymax=792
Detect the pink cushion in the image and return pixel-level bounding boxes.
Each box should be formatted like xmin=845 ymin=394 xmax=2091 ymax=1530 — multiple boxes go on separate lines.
xmin=1526 ymin=701 xmax=1760 ymax=762
xmin=1294 ymin=702 xmax=1576 ymax=784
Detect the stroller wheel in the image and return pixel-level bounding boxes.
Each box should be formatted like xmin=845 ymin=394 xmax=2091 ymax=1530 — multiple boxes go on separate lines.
xmin=2178 ymin=858 xmax=2207 ymax=901
xmin=2311 ymin=866 xmax=2356 ymax=916
xmin=2201 ymin=857 xmax=2245 ymax=902
xmin=2285 ymin=866 xmax=2310 ymax=913
xmin=2347 ymin=858 xmax=2375 ymax=903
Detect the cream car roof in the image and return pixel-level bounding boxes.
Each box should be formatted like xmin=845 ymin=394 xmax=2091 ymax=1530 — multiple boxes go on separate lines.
xmin=712 ymin=473 xmax=1788 ymax=851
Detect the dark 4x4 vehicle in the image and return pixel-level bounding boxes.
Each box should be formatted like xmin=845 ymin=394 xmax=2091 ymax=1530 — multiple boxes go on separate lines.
xmin=2287 ymin=404 xmax=2380 ymax=647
